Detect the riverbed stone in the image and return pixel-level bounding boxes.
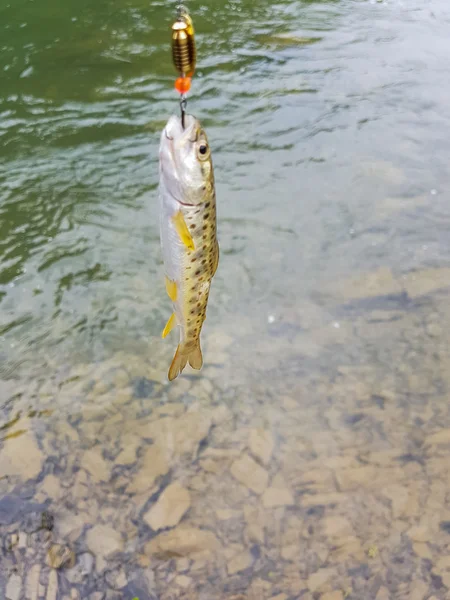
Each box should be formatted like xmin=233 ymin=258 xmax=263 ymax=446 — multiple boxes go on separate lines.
xmin=320 ymin=592 xmax=344 ymax=600
xmin=145 ymin=526 xmax=220 ymax=559
xmin=144 ymin=482 xmax=191 ymax=531
xmin=262 ymin=474 xmax=294 ymax=507
xmin=176 ymin=575 xmax=192 ymax=588
xmin=402 ymin=267 xmax=450 ymax=298
xmin=82 ymin=447 xmax=111 ymax=483
xmin=227 ymin=550 xmax=253 ymax=575
xmin=230 ymin=454 xmax=269 ymax=495
xmin=0 ymin=431 xmax=44 ymax=481
xmin=127 ymin=442 xmax=169 ymax=494
xmin=6 ymin=574 xmax=22 ymax=600
xmin=105 ymin=569 xmax=128 ymax=590
xmin=86 ymin=525 xmax=124 ymax=561
xmin=141 ymin=412 xmax=212 ymax=459
xmin=46 ymin=544 xmax=76 ymax=569
xmin=323 ymin=516 xmax=353 ymax=539
xmin=46 ymin=570 xmax=58 ymax=600
xmin=25 ymin=564 xmax=41 ymax=600
xmin=249 ymin=428 xmax=274 ymax=465
xmin=307 ymin=568 xmax=335 ymax=593
xmin=36 ymin=474 xmax=63 ymax=502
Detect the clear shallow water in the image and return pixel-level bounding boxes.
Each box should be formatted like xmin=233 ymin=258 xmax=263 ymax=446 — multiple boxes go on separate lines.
xmin=2 ymin=0 xmax=450 ymax=598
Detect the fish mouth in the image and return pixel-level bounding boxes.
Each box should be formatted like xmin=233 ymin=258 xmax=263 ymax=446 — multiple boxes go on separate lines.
xmin=161 ymin=115 xmax=198 ymax=208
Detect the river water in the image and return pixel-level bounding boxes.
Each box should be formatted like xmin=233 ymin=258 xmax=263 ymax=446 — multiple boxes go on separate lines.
xmin=1 ymin=0 xmax=450 ymax=598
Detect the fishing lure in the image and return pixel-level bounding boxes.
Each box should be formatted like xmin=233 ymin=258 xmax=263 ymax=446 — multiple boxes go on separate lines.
xmin=171 ymin=5 xmax=196 ymax=128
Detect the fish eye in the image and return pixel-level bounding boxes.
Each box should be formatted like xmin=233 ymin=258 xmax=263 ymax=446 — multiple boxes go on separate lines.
xmin=197 ymin=141 xmax=210 ymax=161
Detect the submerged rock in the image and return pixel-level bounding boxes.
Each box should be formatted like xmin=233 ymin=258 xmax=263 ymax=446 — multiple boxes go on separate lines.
xmin=46 ymin=570 xmax=58 ymax=600
xmin=227 ymin=550 xmax=253 ymax=575
xmin=6 ymin=574 xmax=22 ymax=600
xmin=86 ymin=525 xmax=124 ymax=561
xmin=145 ymin=526 xmax=220 ymax=559
xmin=0 ymin=431 xmax=44 ymax=481
xmin=25 ymin=564 xmax=41 ymax=600
xmin=230 ymin=454 xmax=269 ymax=495
xmin=262 ymin=477 xmax=294 ymax=508
xmin=144 ymin=482 xmax=191 ymax=531
xmin=127 ymin=442 xmax=169 ymax=495
xmin=46 ymin=544 xmax=76 ymax=569
xmin=82 ymin=447 xmax=111 ymax=483
xmin=249 ymin=428 xmax=274 ymax=466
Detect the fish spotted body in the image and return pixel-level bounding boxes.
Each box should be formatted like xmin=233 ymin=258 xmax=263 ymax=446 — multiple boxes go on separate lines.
xmin=158 ymin=114 xmax=219 ymax=381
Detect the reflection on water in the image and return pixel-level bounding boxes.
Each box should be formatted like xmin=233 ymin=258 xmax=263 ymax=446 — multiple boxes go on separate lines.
xmin=2 ymin=0 xmax=450 ymax=597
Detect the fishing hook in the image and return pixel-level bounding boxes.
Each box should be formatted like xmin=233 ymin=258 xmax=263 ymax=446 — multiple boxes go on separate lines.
xmin=180 ymin=93 xmax=187 ymax=129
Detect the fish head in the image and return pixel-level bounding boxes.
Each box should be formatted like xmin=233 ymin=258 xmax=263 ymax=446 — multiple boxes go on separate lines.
xmin=159 ymin=114 xmax=213 ymax=206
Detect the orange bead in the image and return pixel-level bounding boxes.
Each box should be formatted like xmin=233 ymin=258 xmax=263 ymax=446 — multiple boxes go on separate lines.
xmin=175 ymin=76 xmax=191 ymax=94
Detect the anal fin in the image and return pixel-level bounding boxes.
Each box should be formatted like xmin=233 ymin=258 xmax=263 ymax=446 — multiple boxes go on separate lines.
xmin=162 ymin=312 xmax=176 ymax=339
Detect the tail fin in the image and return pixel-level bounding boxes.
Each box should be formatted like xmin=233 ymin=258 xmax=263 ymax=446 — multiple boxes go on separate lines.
xmin=188 ymin=339 xmax=203 ymax=370
xmin=168 ymin=340 xmax=203 ymax=381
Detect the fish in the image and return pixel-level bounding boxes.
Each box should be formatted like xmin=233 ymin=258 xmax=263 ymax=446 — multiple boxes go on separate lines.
xmin=158 ymin=113 xmax=219 ymax=381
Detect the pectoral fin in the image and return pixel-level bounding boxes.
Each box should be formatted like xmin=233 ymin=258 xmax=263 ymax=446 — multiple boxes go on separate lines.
xmin=172 ymin=211 xmax=195 ymax=251
xmin=162 ymin=312 xmax=176 ymax=338
xmin=165 ymin=276 xmax=177 ymax=302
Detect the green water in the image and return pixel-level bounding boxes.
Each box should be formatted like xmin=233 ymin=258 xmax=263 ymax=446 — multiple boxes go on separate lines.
xmin=2 ymin=0 xmax=450 ymax=598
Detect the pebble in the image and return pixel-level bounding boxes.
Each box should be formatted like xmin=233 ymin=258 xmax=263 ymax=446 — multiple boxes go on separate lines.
xmin=262 ymin=474 xmax=294 ymax=508
xmin=323 ymin=516 xmax=353 ymax=539
xmin=145 ymin=526 xmax=220 ymax=559
xmin=321 ymin=592 xmax=344 ymax=600
xmin=0 ymin=431 xmax=44 ymax=481
xmin=46 ymin=570 xmax=58 ymax=600
xmin=307 ymin=568 xmax=334 ymax=593
xmin=145 ymin=412 xmax=212 ymax=458
xmin=249 ymin=428 xmax=274 ymax=465
xmin=326 ymin=267 xmax=402 ymax=300
xmin=105 ymin=568 xmax=128 ymax=590
xmin=375 ymin=587 xmax=390 ymax=600
xmin=46 ymin=544 xmax=76 ymax=569
xmin=6 ymin=574 xmax=22 ymax=600
xmin=176 ymin=575 xmax=192 ymax=588
xmin=126 ymin=442 xmax=169 ymax=494
xmin=230 ymin=454 xmax=269 ymax=495
xmin=402 ymin=267 xmax=450 ymax=299
xmin=82 ymin=447 xmax=111 ymax=483
xmin=216 ymin=509 xmax=240 ymax=521
xmin=426 ymin=428 xmax=450 ymax=446
xmin=36 ymin=475 xmax=63 ymax=502
xmin=144 ymin=482 xmax=191 ymax=531
xmin=227 ymin=550 xmax=253 ymax=575
xmin=413 ymin=542 xmax=432 ymax=560
xmin=18 ymin=531 xmax=27 ymax=548
xmin=407 ymin=525 xmax=431 ymax=543
xmin=25 ymin=564 xmax=41 ymax=600
xmin=86 ymin=525 xmax=124 ymax=560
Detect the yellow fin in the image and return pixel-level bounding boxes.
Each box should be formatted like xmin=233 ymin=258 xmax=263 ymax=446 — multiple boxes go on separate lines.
xmin=172 ymin=211 xmax=195 ymax=251
xmin=162 ymin=312 xmax=176 ymax=339
xmin=188 ymin=340 xmax=203 ymax=370
xmin=165 ymin=276 xmax=177 ymax=302
xmin=168 ymin=344 xmax=189 ymax=381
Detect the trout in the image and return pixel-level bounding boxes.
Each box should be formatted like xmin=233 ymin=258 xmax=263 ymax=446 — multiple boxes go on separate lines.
xmin=158 ymin=114 xmax=219 ymax=381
